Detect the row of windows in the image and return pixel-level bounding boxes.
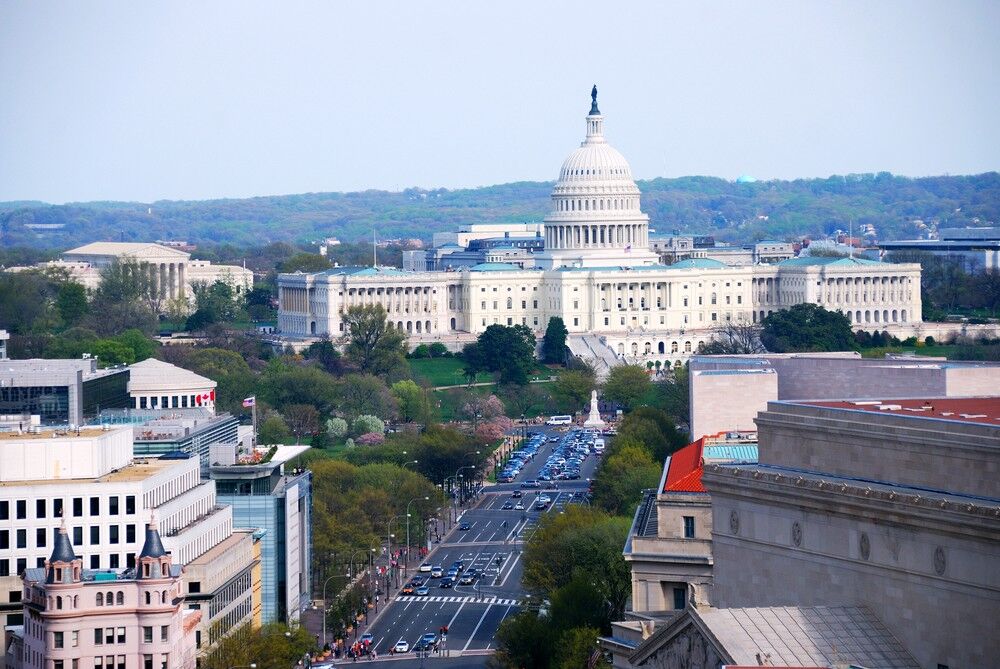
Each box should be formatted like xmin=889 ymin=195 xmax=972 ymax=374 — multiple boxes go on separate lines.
xmin=554 ymin=197 xmax=638 ymax=212
xmin=0 ymin=496 xmax=135 ymax=521
xmin=0 ymin=551 xmax=139 ymax=577
xmin=0 ymin=524 xmax=137 ymax=550
xmin=136 ymin=394 xmax=210 ymax=410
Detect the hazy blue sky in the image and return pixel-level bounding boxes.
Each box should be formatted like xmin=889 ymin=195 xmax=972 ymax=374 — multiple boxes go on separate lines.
xmin=2 ymin=1 xmax=998 ymax=203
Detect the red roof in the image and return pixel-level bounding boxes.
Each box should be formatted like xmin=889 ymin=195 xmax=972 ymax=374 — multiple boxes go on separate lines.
xmin=663 ymin=438 xmax=706 ymax=493
xmin=803 ymin=397 xmax=1000 ymax=427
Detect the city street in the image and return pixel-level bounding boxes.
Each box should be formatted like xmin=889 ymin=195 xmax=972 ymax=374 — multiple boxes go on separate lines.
xmin=343 ymin=425 xmax=604 ymax=663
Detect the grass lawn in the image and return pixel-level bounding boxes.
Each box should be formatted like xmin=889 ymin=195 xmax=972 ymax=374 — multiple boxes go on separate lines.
xmin=409 ymin=357 xmax=492 ymax=387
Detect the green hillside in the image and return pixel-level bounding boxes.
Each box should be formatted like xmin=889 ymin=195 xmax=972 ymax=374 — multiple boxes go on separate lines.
xmin=2 ymin=172 xmax=998 ymax=250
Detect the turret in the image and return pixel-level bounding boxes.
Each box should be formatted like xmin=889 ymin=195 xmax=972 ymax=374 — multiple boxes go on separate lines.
xmin=45 ymin=517 xmax=82 ymax=584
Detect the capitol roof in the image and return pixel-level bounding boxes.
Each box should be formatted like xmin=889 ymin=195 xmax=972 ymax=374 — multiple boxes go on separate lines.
xmin=467 ymin=262 xmax=522 ymax=272
xmin=668 ymin=258 xmax=729 ymax=269
xmin=779 ymin=256 xmax=885 ymax=267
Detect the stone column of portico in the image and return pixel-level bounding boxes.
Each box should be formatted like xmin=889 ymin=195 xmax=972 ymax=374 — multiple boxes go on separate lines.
xmin=178 ymin=263 xmax=186 ymax=299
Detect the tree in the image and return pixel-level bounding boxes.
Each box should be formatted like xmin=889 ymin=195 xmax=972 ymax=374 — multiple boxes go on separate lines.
xmin=551 ymin=368 xmax=596 ymax=414
xmin=498 ymin=382 xmax=545 ymax=419
xmin=602 ymin=364 xmax=651 ymax=411
xmin=0 ymin=271 xmax=64 ymax=334
xmin=458 ymin=393 xmax=506 ymax=427
xmin=464 ymin=324 xmax=536 ymax=386
xmin=352 ymin=414 xmax=385 ymax=436
xmin=55 ymin=282 xmax=89 ymax=326
xmin=279 ymin=252 xmax=331 ymax=273
xmin=342 ymin=304 xmax=409 ymax=379
xmin=591 ymin=440 xmax=662 ymax=514
xmin=391 ymin=379 xmax=432 ymax=424
xmin=325 ymin=417 xmax=348 ymax=439
xmin=188 ymin=280 xmax=247 ymax=328
xmin=259 ymin=358 xmax=339 ymax=413
xmin=494 ymin=612 xmax=555 ymax=669
xmin=116 ymin=328 xmax=156 ymax=362
xmin=410 ymin=343 xmax=431 ymax=358
xmin=92 ymin=339 xmax=137 ymax=365
xmin=428 ymin=342 xmax=449 ymax=358
xmin=541 ymin=316 xmax=569 ymax=364
xmin=761 ymin=303 xmax=854 ymax=352
xmin=335 ymin=374 xmax=396 ymax=420
xmin=283 ymin=404 xmax=320 ymax=443
xmin=654 ymin=366 xmax=690 ymax=429
xmin=86 ymin=259 xmax=157 ymax=335
xmin=304 ymin=337 xmax=344 ymax=375
xmin=258 ymin=414 xmax=290 ymax=445
xmin=554 ymin=627 xmax=601 ymax=669
xmin=697 ymin=321 xmax=765 ymax=354
xmin=183 ymin=348 xmax=256 ymax=415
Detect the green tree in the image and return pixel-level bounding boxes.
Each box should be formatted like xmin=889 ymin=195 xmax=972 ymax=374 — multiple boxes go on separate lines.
xmin=0 ymin=271 xmax=63 ymax=334
xmin=761 ymin=303 xmax=854 ymax=352
xmin=391 ymin=379 xmax=432 ymax=423
xmin=554 ymin=626 xmax=601 ymax=669
xmin=325 ymin=417 xmax=348 ymax=439
xmin=493 ymin=612 xmax=555 ymax=669
xmin=55 ymin=282 xmax=89 ymax=326
xmin=602 ymin=364 xmax=651 ymax=410
xmin=335 ymin=373 xmax=396 ymax=420
xmin=279 ymin=252 xmax=331 ymax=273
xmin=352 ymin=414 xmax=385 ymax=436
xmin=342 ymin=304 xmax=409 ymax=379
xmin=283 ymin=404 xmax=320 ymax=442
xmin=258 ymin=414 xmax=291 ymax=444
xmin=92 ymin=339 xmax=136 ymax=365
xmin=551 ymin=368 xmax=596 ymax=414
xmin=184 ymin=348 xmax=256 ymax=415
xmin=116 ymin=328 xmax=156 ymax=362
xmin=654 ymin=366 xmax=690 ymax=429
xmin=188 ymin=280 xmax=247 ymax=328
xmin=46 ymin=327 xmax=100 ymax=359
xmin=591 ymin=440 xmax=662 ymax=514
xmin=464 ymin=324 xmax=536 ymax=385
xmin=541 ymin=316 xmax=569 ymax=364
xmin=428 ymin=342 xmax=449 ymax=358
xmin=86 ymin=259 xmax=157 ymax=335
xmin=304 ymin=337 xmax=344 ymax=375
xmin=259 ymin=358 xmax=339 ymax=413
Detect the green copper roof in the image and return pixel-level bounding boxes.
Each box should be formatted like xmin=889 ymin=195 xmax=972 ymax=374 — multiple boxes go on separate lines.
xmin=317 ymin=265 xmax=411 ymax=277
xmin=778 ymin=256 xmax=885 ymax=267
xmin=668 ymin=258 xmax=729 ymax=269
xmin=468 ymin=262 xmax=522 ymax=272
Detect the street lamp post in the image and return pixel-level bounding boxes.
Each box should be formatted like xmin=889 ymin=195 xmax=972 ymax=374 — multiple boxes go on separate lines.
xmin=405 ymin=496 xmax=429 ymax=572
xmin=456 ymin=464 xmax=476 ymax=505
xmin=320 ymin=575 xmax=339 ymax=648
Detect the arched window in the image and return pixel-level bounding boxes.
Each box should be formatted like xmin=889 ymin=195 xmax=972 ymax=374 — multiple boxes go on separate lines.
xmin=116 ymin=592 xmax=124 ymax=605
xmin=161 ymin=590 xmax=167 ymax=604
xmin=56 ymin=596 xmax=63 ymax=610
xmin=97 ymin=592 xmax=104 ymax=606
xmin=658 ymin=342 xmax=665 ymax=354
xmin=145 ymin=591 xmax=151 ymax=605
xmin=506 ymin=297 xmax=512 ymax=309
xmin=711 ymin=293 xmax=717 ymax=305
xmin=107 ymin=591 xmax=114 ymax=605
xmin=684 ymin=341 xmax=692 ymax=353
xmin=671 ymin=341 xmax=678 ymax=353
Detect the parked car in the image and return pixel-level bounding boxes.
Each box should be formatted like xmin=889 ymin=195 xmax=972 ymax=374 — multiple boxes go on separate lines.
xmin=511 ymin=490 xmax=523 ymax=498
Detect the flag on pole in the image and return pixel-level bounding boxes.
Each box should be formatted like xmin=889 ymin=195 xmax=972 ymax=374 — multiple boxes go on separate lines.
xmin=242 ymin=396 xmax=256 ymax=408
xmin=625 ymin=244 xmax=632 ymax=253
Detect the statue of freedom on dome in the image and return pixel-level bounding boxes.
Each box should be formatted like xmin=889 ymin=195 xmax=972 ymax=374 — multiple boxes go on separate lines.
xmin=590 ymin=85 xmax=600 ymax=115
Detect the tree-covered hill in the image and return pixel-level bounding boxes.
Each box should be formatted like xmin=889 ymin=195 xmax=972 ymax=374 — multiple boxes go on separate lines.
xmin=2 ymin=172 xmax=997 ymax=250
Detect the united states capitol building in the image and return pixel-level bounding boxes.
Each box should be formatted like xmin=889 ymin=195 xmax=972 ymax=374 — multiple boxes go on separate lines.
xmin=278 ymin=91 xmax=922 ymax=368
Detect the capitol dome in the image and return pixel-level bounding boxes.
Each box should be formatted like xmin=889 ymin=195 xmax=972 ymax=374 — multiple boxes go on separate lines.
xmin=534 ymin=87 xmax=659 ymax=270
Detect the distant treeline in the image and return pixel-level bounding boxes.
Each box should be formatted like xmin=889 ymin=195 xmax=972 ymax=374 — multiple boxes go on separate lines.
xmin=2 ymin=172 xmax=998 ymax=250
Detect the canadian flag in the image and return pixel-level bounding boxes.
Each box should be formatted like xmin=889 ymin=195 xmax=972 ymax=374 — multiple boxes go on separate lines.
xmin=195 ymin=392 xmax=213 ymax=406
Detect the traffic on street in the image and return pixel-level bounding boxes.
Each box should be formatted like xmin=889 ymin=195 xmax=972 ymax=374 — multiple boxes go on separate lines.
xmin=345 ymin=424 xmax=608 ymax=662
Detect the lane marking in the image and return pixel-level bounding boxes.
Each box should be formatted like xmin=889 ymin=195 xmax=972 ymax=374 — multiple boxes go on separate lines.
xmin=462 ymin=602 xmax=494 ymax=652
xmin=499 ymin=551 xmax=522 ymax=587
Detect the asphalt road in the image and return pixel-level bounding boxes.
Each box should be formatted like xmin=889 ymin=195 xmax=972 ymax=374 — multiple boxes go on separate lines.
xmin=343 ymin=426 xmax=604 ymax=665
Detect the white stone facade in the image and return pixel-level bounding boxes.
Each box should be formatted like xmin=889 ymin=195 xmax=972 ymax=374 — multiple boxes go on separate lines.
xmin=277 ymin=95 xmax=921 ymax=356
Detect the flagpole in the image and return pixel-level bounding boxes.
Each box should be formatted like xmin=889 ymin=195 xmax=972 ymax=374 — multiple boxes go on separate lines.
xmin=252 ymin=401 xmax=257 ymax=448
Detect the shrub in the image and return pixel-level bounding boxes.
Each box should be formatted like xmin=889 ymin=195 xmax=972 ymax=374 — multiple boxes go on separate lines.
xmin=410 ymin=344 xmax=431 ymax=358
xmin=344 ymin=438 xmax=355 ymax=448
xmin=428 ymin=342 xmax=449 ymax=358
xmin=925 ymin=336 xmax=936 ymax=346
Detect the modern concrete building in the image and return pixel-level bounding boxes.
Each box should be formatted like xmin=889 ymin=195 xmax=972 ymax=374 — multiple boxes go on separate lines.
xmin=0 ymin=359 xmax=130 ymax=427
xmin=127 ymin=360 xmax=216 ymax=415
xmin=699 ymin=397 xmax=1000 ymax=668
xmin=210 ymin=445 xmax=312 ymax=625
xmin=879 ymin=226 xmax=1000 ymax=271
xmin=0 ymin=427 xmax=256 ymax=644
xmin=7 ymin=518 xmax=200 ymax=669
xmin=277 ymin=91 xmax=922 ymax=371
xmin=688 ymin=352 xmax=1000 ymax=439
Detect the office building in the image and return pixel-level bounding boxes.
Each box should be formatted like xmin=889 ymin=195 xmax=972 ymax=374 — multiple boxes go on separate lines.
xmin=0 ymin=359 xmax=129 ymax=427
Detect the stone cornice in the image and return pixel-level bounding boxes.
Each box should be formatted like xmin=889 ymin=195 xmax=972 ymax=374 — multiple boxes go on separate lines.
xmin=702 ymin=464 xmax=1000 ymax=541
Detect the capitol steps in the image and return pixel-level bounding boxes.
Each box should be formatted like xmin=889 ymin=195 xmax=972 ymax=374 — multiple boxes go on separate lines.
xmin=568 ymin=334 xmax=621 ymax=380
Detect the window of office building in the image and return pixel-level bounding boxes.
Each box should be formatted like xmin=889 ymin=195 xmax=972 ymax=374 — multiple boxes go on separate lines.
xmin=144 ymin=655 xmax=153 ymax=669
xmin=74 ymin=527 xmax=83 ymax=545
xmin=54 ymin=631 xmax=64 ymax=649
xmin=0 ymin=500 xmax=7 ymax=520
xmin=161 ymin=626 xmax=168 ymax=642
xmin=683 ymin=516 xmax=695 ymax=538
xmin=54 ymin=499 xmax=63 ymax=517
xmin=90 ymin=497 xmax=100 ymax=515
xmin=36 ymin=527 xmax=46 ymax=548
xmin=109 ymin=497 xmax=119 ymax=515
xmin=673 ymin=587 xmax=686 ymax=610
xmin=109 ymin=526 xmax=119 ymax=544
xmin=90 ymin=526 xmax=100 ymax=544
xmin=16 ymin=500 xmax=25 ymax=519
xmin=36 ymin=499 xmax=46 ymax=518
xmin=73 ymin=497 xmax=83 ymax=517
xmin=126 ymin=525 xmax=136 ymax=543
xmin=126 ymin=496 xmax=136 ymax=514
xmin=143 ymin=627 xmax=152 ymax=643
xmin=90 ymin=555 xmax=100 ymax=569
xmin=0 ymin=530 xmax=7 ymax=550
xmin=17 ymin=529 xmax=26 ymax=549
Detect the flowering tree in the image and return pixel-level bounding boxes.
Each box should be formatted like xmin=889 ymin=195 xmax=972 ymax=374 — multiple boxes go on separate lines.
xmin=356 ymin=432 xmax=385 ymax=446
xmin=353 ymin=414 xmax=385 ymax=436
xmin=460 ymin=394 xmax=506 ymax=425
xmin=474 ymin=416 xmax=514 ymax=444
xmin=325 ymin=417 xmax=348 ymax=439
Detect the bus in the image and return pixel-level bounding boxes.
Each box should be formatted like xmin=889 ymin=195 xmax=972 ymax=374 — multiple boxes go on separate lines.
xmin=545 ymin=415 xmax=573 ymax=426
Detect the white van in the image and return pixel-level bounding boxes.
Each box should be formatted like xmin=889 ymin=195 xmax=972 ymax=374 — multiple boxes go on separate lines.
xmin=593 ymin=438 xmax=606 ymax=453
xmin=545 ymin=415 xmax=573 ymax=426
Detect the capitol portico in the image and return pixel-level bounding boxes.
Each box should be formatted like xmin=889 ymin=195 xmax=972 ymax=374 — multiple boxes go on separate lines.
xmin=278 ymin=90 xmax=922 ymax=366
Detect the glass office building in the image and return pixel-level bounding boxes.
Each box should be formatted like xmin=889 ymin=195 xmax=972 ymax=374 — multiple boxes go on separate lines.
xmin=0 ymin=359 xmax=129 ymax=425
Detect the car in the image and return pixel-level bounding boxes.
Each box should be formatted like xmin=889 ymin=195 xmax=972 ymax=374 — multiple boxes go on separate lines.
xmin=415 ymin=633 xmax=438 ymax=651
xmin=520 ymin=480 xmax=539 ymax=488
xmin=360 ymin=632 xmax=374 ymax=644
xmin=535 ymin=501 xmax=548 ymax=510
xmin=458 ymin=522 xmax=471 ymax=531
xmin=430 ymin=566 xmax=443 ymax=578
xmin=447 ymin=568 xmax=459 ymax=579
xmin=501 ymin=501 xmax=514 ymax=510
xmin=439 ymin=577 xmax=454 ymax=588
xmin=410 ymin=576 xmax=425 ymax=586
xmin=511 ymin=490 xmax=523 ymax=498
xmin=401 ymin=584 xmax=415 ymax=594
xmin=415 ymin=585 xmax=429 ymax=596
xmin=459 ymin=574 xmax=475 ymax=585
xmin=538 ymin=495 xmax=551 ymax=504
xmin=514 ymin=502 xmax=525 ymax=510
xmin=418 ymin=563 xmax=432 ymax=573
xmin=451 ymin=560 xmax=465 ymax=571
xmin=393 ymin=639 xmax=410 ymax=653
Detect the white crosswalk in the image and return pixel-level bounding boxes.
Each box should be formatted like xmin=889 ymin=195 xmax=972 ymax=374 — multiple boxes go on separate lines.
xmin=395 ymin=595 xmax=520 ymax=606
